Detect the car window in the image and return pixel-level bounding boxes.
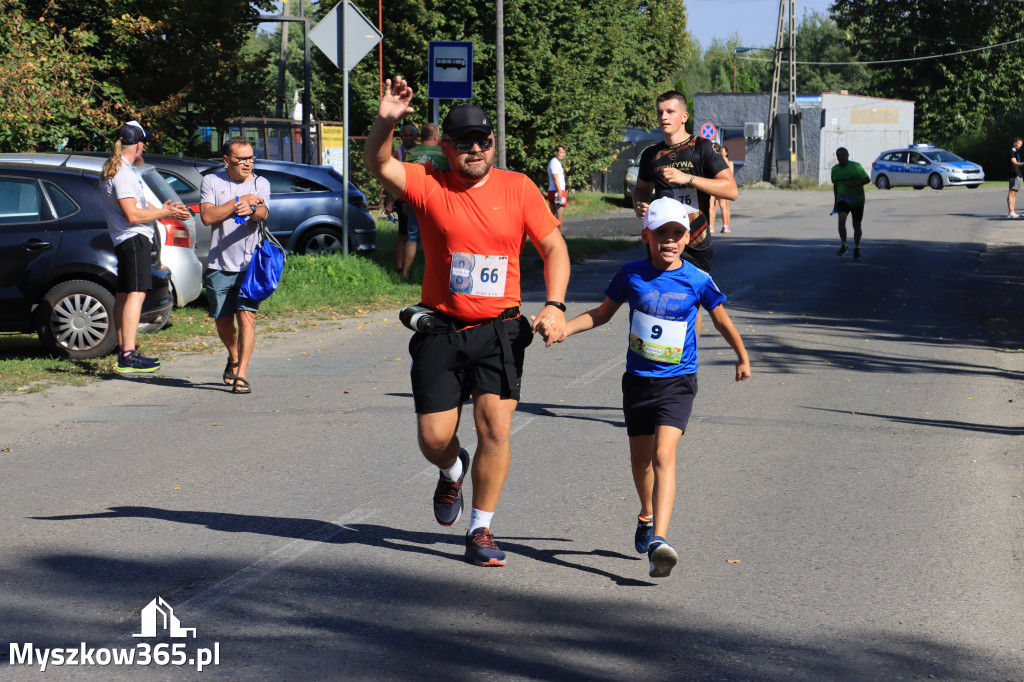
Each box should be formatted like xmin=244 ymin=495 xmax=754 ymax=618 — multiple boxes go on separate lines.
xmin=259 ymin=169 xmax=328 ymax=194
xmin=158 ymin=171 xmax=195 ymax=195
xmin=908 ymin=153 xmax=928 ymax=165
xmin=140 ymin=169 xmax=181 ymax=205
xmin=883 ymin=152 xmax=906 ymax=162
xmin=923 ymin=150 xmax=964 ymax=163
xmin=41 ymin=181 xmax=79 ymax=218
xmin=0 ymin=177 xmax=54 ymax=224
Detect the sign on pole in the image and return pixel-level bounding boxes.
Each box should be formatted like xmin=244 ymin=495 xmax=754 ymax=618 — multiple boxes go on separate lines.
xmin=699 ymin=122 xmax=717 ymax=140
xmin=309 ymin=2 xmax=382 ymax=255
xmin=428 ymin=41 xmax=474 ymax=100
xmin=309 ymin=2 xmax=382 ymax=71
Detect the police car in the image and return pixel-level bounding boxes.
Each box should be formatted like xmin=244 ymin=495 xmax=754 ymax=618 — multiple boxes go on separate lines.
xmin=870 ymin=144 xmax=984 ymax=190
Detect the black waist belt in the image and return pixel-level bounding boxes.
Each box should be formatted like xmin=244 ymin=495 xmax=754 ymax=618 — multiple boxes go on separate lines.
xmin=436 ymin=306 xmax=521 ymax=392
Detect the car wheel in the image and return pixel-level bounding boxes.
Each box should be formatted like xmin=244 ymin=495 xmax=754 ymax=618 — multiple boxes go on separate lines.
xmin=966 ymin=184 xmax=981 ymax=189
xmin=928 ymin=173 xmax=943 ymax=190
xmin=913 ymin=186 xmax=925 ymax=190
xmin=875 ymin=175 xmax=891 ymax=190
xmin=34 ymin=280 xmax=118 ymax=359
xmin=297 ymin=226 xmax=344 ymax=255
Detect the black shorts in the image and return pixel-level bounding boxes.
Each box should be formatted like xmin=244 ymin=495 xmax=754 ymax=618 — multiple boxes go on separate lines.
xmin=396 ymin=201 xmax=409 ymax=236
xmin=622 ymin=372 xmax=698 ymax=437
xmin=682 ymin=242 xmax=713 ymax=274
xmin=409 ymin=315 xmax=534 ymax=413
xmin=835 ymin=202 xmax=865 ymax=222
xmin=113 ymin=235 xmax=153 ymax=293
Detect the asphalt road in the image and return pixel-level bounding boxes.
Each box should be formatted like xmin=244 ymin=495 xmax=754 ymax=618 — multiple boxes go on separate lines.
xmin=1 ymin=186 xmax=1022 ymax=681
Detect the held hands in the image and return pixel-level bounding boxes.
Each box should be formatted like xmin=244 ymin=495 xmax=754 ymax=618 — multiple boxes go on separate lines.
xmin=163 ymin=200 xmax=191 ymax=220
xmin=530 ymin=307 xmax=567 ymax=348
xmin=379 ymin=77 xmax=414 ymax=122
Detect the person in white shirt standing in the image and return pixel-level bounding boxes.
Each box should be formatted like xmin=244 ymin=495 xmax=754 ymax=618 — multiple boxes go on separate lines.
xmin=547 ymin=145 xmax=568 ymax=231
xmin=99 ymin=121 xmax=190 ymax=374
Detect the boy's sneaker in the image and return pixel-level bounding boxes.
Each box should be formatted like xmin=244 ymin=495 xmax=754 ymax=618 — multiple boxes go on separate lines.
xmin=647 ymin=536 xmax=678 ymax=578
xmin=836 ymin=245 xmax=848 ymax=256
xmin=1008 ymin=212 xmax=1020 ymax=218
xmin=465 ymin=527 xmax=506 ymax=567
xmin=853 ymin=247 xmax=861 ymax=260
xmin=115 ymin=350 xmax=161 ymax=374
xmin=433 ymin=448 xmax=469 ymax=526
xmin=634 ymin=516 xmax=654 ymax=553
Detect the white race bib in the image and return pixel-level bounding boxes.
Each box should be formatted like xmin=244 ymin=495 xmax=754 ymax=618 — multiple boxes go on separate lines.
xmin=629 ymin=309 xmax=686 ymax=364
xmin=661 ymin=187 xmax=699 ymax=210
xmin=449 ymin=252 xmax=508 ymax=298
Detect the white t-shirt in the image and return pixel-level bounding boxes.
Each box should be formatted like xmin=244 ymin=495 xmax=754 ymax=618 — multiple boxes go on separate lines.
xmin=547 ymin=157 xmax=565 ymax=192
xmin=200 ymin=171 xmax=272 ymax=272
xmin=99 ymin=159 xmax=153 ymax=245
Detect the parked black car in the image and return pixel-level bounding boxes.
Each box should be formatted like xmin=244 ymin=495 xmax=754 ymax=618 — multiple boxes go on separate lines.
xmin=112 ymin=154 xmax=376 ymax=259
xmin=0 ymin=163 xmax=172 ymax=359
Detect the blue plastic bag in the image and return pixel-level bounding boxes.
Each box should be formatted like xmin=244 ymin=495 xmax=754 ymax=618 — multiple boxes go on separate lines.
xmin=240 ymin=225 xmax=285 ymax=302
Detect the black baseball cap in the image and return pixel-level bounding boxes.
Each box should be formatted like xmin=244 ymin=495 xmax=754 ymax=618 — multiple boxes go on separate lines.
xmin=442 ymin=104 xmax=492 ymax=139
xmin=118 ymin=121 xmax=152 ymax=145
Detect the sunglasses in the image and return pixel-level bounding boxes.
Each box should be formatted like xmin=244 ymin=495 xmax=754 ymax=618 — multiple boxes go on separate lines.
xmin=231 ymin=155 xmax=255 ymax=163
xmin=452 ymin=137 xmax=494 ymax=153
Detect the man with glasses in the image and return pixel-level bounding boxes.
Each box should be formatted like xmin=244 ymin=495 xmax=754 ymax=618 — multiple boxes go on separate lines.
xmin=365 ymin=77 xmax=570 ymax=567
xmin=199 ymin=137 xmax=271 ymax=394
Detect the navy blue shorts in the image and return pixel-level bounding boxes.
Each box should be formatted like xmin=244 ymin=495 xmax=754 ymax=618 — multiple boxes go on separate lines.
xmin=622 ymin=372 xmax=698 ymax=437
xmin=204 ymin=269 xmax=259 ymax=318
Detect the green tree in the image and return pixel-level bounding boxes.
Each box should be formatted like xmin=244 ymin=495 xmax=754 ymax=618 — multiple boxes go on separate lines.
xmin=312 ymin=0 xmax=690 ymax=188
xmin=2 ymin=0 xmax=276 ymax=152
xmin=832 ymin=0 xmax=1024 ymax=144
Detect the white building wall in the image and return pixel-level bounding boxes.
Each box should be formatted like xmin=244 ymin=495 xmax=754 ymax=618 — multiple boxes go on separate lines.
xmin=818 ymin=94 xmax=915 ymax=184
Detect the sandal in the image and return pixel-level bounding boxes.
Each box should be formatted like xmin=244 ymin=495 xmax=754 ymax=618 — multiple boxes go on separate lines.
xmin=232 ymin=377 xmax=251 ymax=394
xmin=223 ymin=357 xmax=240 ymax=385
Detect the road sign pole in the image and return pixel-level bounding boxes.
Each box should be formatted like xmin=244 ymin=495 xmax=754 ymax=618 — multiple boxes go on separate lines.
xmin=341 ymin=3 xmax=349 ymax=255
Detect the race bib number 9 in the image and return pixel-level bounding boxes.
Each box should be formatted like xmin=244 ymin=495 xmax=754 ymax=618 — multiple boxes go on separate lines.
xmin=628 ymin=309 xmax=686 ymax=364
xmin=449 ymin=252 xmax=508 ymax=298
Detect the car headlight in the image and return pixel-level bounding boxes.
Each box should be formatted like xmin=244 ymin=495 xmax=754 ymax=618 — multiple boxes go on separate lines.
xmin=941 ymin=165 xmax=957 ymax=173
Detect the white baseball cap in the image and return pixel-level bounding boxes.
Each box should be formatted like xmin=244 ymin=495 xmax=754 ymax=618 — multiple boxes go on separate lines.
xmin=643 ymin=197 xmax=691 ymax=231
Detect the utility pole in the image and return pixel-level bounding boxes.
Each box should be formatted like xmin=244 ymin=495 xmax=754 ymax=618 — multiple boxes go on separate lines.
xmin=496 ymin=0 xmax=507 ymax=169
xmin=788 ymin=0 xmax=797 ymax=185
xmin=276 ymin=0 xmax=289 ymax=119
xmin=762 ymin=0 xmax=786 ymax=183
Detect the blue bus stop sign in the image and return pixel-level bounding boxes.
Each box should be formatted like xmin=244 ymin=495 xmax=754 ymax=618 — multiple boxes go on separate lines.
xmin=428 ymin=41 xmax=473 ymax=100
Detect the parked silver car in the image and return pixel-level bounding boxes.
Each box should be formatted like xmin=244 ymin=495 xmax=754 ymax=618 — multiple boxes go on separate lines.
xmin=869 ymin=144 xmax=985 ymax=190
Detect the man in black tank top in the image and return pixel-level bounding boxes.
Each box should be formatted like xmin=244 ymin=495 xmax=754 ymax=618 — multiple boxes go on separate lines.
xmin=632 ymin=91 xmax=736 ymax=274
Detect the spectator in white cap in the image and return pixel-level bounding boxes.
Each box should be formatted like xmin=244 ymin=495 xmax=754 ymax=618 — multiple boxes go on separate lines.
xmin=99 ymin=121 xmax=190 ymax=373
xmin=540 ymin=194 xmax=750 ymax=580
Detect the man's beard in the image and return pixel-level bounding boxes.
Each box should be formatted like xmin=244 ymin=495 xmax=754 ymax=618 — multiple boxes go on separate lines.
xmin=456 ymin=153 xmax=492 ymax=180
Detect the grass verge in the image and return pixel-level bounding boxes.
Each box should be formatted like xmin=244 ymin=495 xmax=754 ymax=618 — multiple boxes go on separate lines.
xmin=0 ymin=219 xmax=634 ymax=394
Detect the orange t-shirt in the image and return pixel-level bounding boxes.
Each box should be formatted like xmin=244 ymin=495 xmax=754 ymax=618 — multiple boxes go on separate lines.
xmin=402 ymin=163 xmax=559 ymax=321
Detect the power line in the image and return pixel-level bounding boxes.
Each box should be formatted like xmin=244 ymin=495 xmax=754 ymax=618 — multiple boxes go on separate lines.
xmin=736 ymin=35 xmax=1024 ymax=66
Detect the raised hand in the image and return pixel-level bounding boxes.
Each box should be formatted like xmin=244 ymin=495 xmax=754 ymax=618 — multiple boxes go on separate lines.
xmin=379 ymin=77 xmax=414 ymax=123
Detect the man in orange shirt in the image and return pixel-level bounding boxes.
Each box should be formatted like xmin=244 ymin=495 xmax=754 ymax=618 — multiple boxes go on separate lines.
xmin=365 ymin=77 xmax=570 ymax=567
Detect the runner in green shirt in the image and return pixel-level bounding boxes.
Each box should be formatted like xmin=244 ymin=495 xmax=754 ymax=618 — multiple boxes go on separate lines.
xmin=398 ymin=124 xmax=448 ymax=278
xmin=830 ymin=147 xmax=870 ymax=260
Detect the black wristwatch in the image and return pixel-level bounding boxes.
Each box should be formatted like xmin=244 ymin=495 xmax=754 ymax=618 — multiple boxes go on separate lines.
xmin=545 ymin=301 xmax=567 ymax=312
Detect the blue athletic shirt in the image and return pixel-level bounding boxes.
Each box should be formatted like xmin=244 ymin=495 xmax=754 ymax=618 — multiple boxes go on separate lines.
xmin=605 ymin=258 xmax=727 ymax=377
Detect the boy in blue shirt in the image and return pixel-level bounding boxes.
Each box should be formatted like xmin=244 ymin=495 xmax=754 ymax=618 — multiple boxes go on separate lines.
xmin=541 ymin=197 xmax=750 ymax=577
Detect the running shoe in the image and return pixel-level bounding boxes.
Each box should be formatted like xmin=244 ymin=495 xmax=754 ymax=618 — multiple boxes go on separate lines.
xmin=853 ymin=247 xmax=861 ymax=260
xmin=721 ymin=225 xmax=730 ymax=233
xmin=647 ymin=536 xmax=678 ymax=578
xmin=635 ymin=516 xmax=654 ymax=553
xmin=433 ymin=447 xmax=469 ymax=526
xmin=1008 ymin=212 xmax=1020 ymax=219
xmin=836 ymin=245 xmax=848 ymax=256
xmin=465 ymin=527 xmax=506 ymax=566
xmin=115 ymin=350 xmax=161 ymax=374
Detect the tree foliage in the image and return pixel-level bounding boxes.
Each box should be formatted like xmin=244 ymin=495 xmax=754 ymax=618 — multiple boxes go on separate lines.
xmin=308 ymin=0 xmax=690 ymax=188
xmin=0 ymin=0 xmax=276 ymax=153
xmin=832 ymin=0 xmax=1024 ymax=145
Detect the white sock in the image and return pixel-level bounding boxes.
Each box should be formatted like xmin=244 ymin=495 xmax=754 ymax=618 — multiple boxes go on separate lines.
xmin=468 ymin=508 xmax=493 ymax=534
xmin=441 ymin=454 xmax=463 ymax=482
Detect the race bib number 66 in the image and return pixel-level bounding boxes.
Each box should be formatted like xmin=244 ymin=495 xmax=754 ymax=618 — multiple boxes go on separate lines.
xmin=449 ymin=252 xmax=509 ymax=297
